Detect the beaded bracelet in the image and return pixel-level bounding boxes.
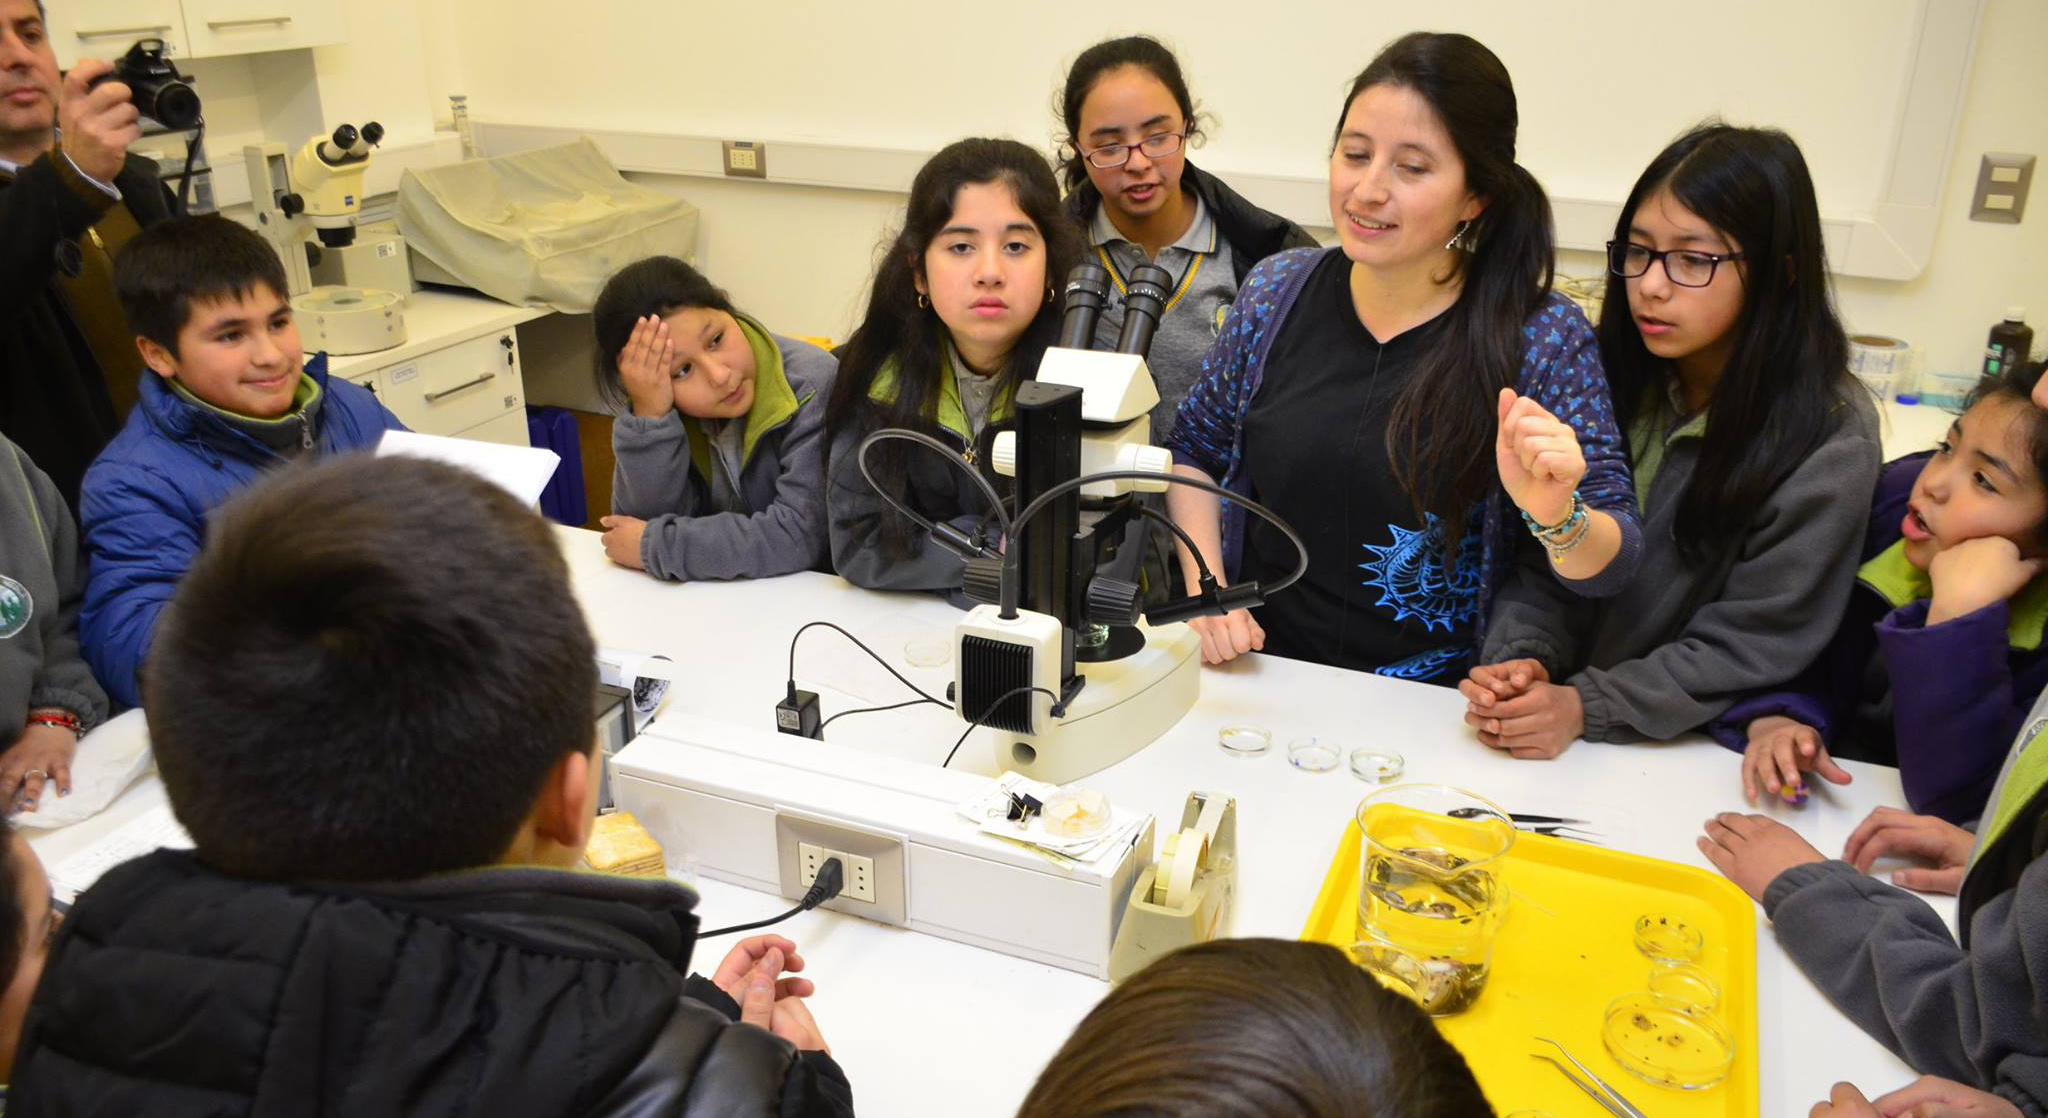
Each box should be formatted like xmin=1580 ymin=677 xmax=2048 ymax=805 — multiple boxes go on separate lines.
xmin=1520 ymin=491 xmax=1585 ymax=541
xmin=1541 ymin=515 xmax=1591 ymax=558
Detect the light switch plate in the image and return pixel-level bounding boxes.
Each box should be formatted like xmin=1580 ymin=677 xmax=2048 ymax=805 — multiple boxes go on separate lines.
xmin=1971 ymin=153 xmax=2034 ymax=223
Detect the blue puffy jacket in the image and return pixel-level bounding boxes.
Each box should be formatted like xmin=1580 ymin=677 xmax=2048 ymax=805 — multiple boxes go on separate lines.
xmin=79 ymin=356 xmax=406 ymax=706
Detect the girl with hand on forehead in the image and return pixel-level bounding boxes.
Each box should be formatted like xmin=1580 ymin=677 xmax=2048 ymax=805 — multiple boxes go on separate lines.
xmin=1470 ymin=124 xmax=1882 ymax=761
xmin=1163 ymin=32 xmax=1640 ymax=679
xmin=591 ymin=257 xmax=837 ymax=582
xmin=823 ymin=139 xmax=1083 ymax=598
xmin=1055 ymin=35 xmax=1314 ymax=441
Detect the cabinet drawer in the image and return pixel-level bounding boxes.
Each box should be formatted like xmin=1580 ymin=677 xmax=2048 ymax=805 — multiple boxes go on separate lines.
xmin=180 ymin=0 xmax=341 ymax=56
xmin=378 ymin=331 xmax=525 ymax=436
xmin=49 ymin=0 xmax=188 ymax=68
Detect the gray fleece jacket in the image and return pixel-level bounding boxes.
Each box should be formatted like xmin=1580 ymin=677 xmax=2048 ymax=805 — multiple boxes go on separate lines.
xmin=1761 ymin=685 xmax=2048 ymax=1116
xmin=610 ymin=322 xmax=835 ymax=582
xmin=1483 ymin=381 xmax=1880 ymax=741
xmin=0 ymin=435 xmax=109 ymax=744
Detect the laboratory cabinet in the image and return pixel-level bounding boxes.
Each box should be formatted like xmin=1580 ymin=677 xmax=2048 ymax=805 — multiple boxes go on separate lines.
xmin=47 ymin=0 xmax=343 ymax=67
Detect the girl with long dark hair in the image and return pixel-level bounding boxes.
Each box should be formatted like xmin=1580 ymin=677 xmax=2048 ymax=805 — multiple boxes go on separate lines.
xmin=823 ymin=138 xmax=1082 ymax=594
xmin=1469 ymin=123 xmax=1881 ymax=755
xmin=1163 ymin=32 xmax=1641 ymax=681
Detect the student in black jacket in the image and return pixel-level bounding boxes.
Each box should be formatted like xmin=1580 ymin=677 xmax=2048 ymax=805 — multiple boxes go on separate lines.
xmin=10 ymin=456 xmax=855 ymax=1118
xmin=0 ymin=1 xmax=175 ymax=508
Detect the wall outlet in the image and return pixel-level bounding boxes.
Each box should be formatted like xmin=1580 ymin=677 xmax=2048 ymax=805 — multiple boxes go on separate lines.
xmin=774 ymin=811 xmax=907 ymax=924
xmin=1971 ymin=152 xmax=2034 ymax=224
xmin=722 ymin=140 xmax=766 ymax=179
xmin=797 ymin=842 xmax=877 ymax=904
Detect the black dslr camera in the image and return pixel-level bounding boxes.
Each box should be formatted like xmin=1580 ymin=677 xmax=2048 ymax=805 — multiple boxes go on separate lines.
xmin=100 ymin=39 xmax=201 ymax=131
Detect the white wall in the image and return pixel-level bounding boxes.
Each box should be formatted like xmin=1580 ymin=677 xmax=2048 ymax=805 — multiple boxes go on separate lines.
xmin=318 ymin=0 xmax=2046 ymax=371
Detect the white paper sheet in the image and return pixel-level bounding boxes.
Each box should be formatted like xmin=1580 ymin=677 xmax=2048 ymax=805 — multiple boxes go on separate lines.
xmin=376 ymin=429 xmax=561 ymax=506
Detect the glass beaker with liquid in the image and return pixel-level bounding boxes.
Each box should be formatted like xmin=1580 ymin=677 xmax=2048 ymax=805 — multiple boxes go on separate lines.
xmin=1352 ymin=784 xmax=1515 ymax=1015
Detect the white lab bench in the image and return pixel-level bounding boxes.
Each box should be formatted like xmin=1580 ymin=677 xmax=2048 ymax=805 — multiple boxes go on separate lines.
xmin=31 ymin=525 xmax=1938 ymax=1116
xmin=324 ymin=288 xmax=553 ymax=447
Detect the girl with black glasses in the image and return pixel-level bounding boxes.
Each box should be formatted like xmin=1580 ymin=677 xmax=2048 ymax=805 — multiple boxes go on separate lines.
xmin=1468 ymin=123 xmax=1881 ymax=756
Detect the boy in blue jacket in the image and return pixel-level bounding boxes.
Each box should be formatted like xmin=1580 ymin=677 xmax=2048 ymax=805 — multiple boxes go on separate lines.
xmin=78 ymin=215 xmax=406 ymax=707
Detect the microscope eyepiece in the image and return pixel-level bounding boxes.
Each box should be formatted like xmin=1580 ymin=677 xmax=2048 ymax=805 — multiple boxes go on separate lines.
xmin=1057 ymin=262 xmax=1111 ymax=351
xmin=1114 ymin=262 xmax=1172 ymax=357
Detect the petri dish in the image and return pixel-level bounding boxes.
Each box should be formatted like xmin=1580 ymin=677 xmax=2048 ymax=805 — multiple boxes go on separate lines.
xmin=1634 ymin=914 xmax=1704 ymax=965
xmin=1218 ymin=725 xmax=1272 ymax=758
xmin=1288 ymin=736 xmax=1340 ymax=772
xmin=1042 ymin=789 xmax=1111 ymax=839
xmin=1348 ymin=748 xmax=1406 ymax=783
xmin=903 ymin=634 xmax=953 ymax=669
xmin=1601 ymin=992 xmax=1736 ymax=1090
xmin=1648 ymin=963 xmax=1721 ymax=1012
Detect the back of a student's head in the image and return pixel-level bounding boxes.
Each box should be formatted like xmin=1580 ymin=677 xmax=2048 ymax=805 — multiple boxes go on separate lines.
xmin=143 ymin=455 xmax=599 ymax=882
xmin=1017 ymin=938 xmax=1493 ymax=1118
xmin=113 ymin=213 xmax=289 ymax=358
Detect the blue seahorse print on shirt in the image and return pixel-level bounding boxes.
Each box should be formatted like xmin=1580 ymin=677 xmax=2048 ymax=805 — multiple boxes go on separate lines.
xmin=1359 ymin=514 xmax=1484 ymax=632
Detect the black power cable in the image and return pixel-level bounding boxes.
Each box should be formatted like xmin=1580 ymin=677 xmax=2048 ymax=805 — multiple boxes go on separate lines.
xmin=786 ymin=620 xmax=948 ymax=707
xmin=699 ymin=856 xmax=847 ymax=938
xmin=942 ymin=684 xmax=1062 ymax=769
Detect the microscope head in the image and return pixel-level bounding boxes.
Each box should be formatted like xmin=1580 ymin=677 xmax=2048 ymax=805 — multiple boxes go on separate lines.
xmin=288 ymin=122 xmax=384 ymax=246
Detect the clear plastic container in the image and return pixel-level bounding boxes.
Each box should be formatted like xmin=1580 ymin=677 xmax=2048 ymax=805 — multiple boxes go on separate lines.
xmin=1288 ymin=736 xmax=1340 ymax=772
xmin=1601 ymin=992 xmax=1736 ymax=1090
xmin=1217 ymin=726 xmax=1272 ymax=758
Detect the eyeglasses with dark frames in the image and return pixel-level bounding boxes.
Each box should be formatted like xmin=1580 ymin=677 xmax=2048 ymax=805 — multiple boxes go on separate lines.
xmin=1083 ymin=131 xmax=1186 ymax=170
xmin=1606 ymin=240 xmax=1746 ymax=288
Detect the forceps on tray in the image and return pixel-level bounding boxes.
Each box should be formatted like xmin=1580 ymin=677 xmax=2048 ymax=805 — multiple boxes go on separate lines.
xmin=1531 ymin=1036 xmax=1651 ymax=1118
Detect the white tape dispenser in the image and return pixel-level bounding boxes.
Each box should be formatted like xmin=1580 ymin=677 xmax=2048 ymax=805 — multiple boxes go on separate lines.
xmin=1107 ymin=791 xmax=1237 ymax=981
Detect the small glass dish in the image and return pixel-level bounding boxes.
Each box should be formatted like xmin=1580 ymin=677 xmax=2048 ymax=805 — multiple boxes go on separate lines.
xmin=1634 ymin=914 xmax=1704 ymax=965
xmin=1348 ymin=748 xmax=1406 ymax=783
xmin=1601 ymin=992 xmax=1736 ymax=1090
xmin=1218 ymin=725 xmax=1272 ymax=758
xmin=1647 ymin=963 xmax=1721 ymax=1012
xmin=1042 ymin=788 xmax=1111 ymax=839
xmin=903 ymin=634 xmax=952 ymax=668
xmin=1288 ymin=736 xmax=1340 ymax=772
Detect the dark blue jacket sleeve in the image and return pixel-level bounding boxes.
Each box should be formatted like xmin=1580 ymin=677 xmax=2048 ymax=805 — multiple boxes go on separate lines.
xmin=1879 ymin=598 xmax=2036 ymax=823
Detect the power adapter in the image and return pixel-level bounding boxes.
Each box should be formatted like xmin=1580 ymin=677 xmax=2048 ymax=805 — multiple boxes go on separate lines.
xmin=776 ymin=684 xmax=822 ymax=738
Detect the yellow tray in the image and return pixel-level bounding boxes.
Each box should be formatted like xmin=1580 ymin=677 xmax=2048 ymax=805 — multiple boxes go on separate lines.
xmin=1301 ymin=819 xmax=1759 ymax=1117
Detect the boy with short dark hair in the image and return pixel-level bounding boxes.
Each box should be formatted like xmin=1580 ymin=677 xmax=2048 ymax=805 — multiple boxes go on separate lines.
xmin=79 ymin=213 xmax=406 ymax=707
xmin=10 ymin=455 xmax=853 ymax=1115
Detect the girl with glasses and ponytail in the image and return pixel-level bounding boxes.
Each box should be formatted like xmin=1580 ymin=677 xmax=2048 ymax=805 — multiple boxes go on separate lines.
xmin=1164 ymin=32 xmax=1642 ymax=681
xmin=1055 ymin=36 xmax=1315 ymax=440
xmin=1468 ymin=123 xmax=1881 ymax=757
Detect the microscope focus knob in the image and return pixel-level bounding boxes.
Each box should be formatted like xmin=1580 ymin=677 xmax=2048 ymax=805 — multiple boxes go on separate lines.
xmin=962 ymin=555 xmax=1005 ymax=606
xmin=278 ymin=192 xmax=304 ymax=217
xmin=989 ymin=431 xmax=1018 ymax=479
xmin=1086 ymin=575 xmax=1143 ymax=627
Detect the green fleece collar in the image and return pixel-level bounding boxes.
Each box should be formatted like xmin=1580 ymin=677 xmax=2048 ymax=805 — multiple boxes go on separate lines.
xmin=1858 ymin=539 xmax=2048 ymax=651
xmin=682 ymin=314 xmax=807 ymax=479
xmin=864 ymin=336 xmax=1011 ymax=443
xmin=170 ymin=371 xmax=320 ymax=426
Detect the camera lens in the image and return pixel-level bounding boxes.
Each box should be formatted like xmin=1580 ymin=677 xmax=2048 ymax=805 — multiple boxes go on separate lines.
xmin=144 ymin=81 xmax=201 ymax=131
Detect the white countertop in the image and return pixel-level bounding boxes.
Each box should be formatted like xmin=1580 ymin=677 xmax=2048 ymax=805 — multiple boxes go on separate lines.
xmin=323 ymin=287 xmax=552 ymax=373
xmin=32 ymin=532 xmax=1940 ymax=1117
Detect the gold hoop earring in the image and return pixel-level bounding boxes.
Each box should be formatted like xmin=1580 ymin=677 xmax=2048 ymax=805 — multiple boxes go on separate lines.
xmin=1046 ymin=282 xmax=1056 ymax=302
xmin=916 ymin=292 xmax=929 ymax=309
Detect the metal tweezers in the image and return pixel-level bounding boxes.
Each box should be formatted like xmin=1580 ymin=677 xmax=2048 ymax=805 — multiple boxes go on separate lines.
xmin=1531 ymin=1037 xmax=1651 ymax=1118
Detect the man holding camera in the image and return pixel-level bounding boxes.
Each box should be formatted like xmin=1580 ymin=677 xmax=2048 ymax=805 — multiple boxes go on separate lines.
xmin=1 ymin=0 xmax=172 ymax=509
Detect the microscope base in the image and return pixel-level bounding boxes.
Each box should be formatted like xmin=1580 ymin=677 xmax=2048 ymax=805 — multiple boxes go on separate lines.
xmin=992 ymin=622 xmax=1201 ymax=783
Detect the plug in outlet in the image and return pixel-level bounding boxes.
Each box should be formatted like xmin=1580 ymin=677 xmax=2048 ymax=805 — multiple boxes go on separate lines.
xmin=774 ymin=811 xmax=907 ymax=925
xmin=798 ymin=842 xmax=877 ymax=904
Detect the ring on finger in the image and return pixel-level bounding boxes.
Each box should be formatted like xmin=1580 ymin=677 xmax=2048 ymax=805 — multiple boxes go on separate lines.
xmin=23 ymin=768 xmax=46 ymax=780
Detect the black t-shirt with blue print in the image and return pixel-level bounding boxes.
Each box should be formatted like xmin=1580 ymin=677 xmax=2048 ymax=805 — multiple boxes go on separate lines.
xmin=1239 ymin=251 xmax=1480 ymax=682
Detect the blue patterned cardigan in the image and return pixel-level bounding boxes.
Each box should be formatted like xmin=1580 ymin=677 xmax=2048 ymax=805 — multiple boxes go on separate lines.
xmin=1162 ymin=247 xmax=1643 ymax=644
